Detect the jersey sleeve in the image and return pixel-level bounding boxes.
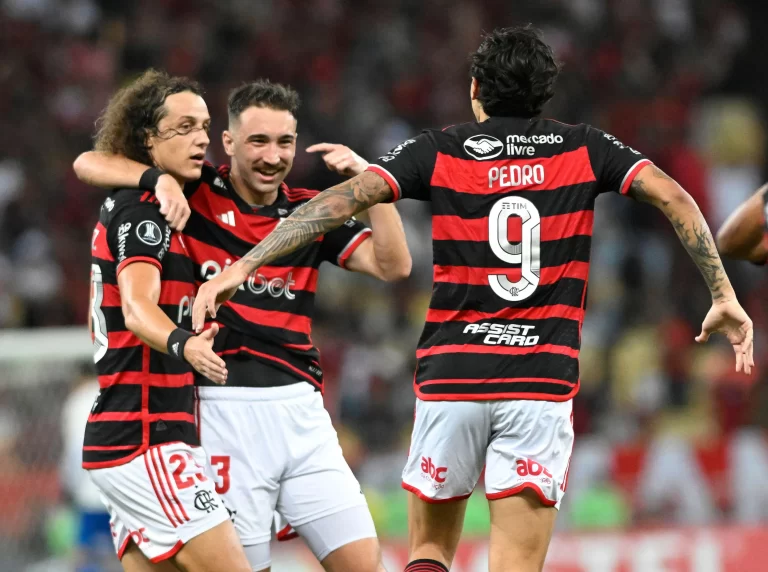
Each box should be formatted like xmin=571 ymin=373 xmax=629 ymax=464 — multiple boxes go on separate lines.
xmin=366 ymin=132 xmax=436 ymax=202
xmin=585 ymin=127 xmax=653 ymax=196
xmin=107 ymin=200 xmax=172 ymax=276
xmin=319 ymin=217 xmax=372 ymax=268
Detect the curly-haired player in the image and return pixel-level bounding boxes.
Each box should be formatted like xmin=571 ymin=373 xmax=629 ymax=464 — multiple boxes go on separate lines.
xmin=84 ymin=69 xmax=250 ymax=571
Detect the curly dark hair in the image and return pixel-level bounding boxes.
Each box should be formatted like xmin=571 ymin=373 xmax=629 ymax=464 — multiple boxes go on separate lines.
xmin=94 ymin=69 xmax=203 ymax=165
xmin=227 ymin=80 xmax=300 ymax=125
xmin=469 ymin=25 xmax=561 ymax=118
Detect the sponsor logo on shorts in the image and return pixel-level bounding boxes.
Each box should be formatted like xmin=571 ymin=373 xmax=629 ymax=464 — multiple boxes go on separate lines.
xmin=421 ymin=456 xmax=448 ymax=489
xmin=516 ymin=458 xmax=553 ymax=478
xmin=128 ymin=528 xmax=150 ymax=546
xmin=194 ymin=490 xmax=219 ymax=513
xmin=515 ymin=458 xmax=556 ymax=491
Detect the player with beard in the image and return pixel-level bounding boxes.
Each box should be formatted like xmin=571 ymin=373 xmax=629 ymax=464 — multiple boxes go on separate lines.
xmin=192 ymin=27 xmax=754 ymax=572
xmin=74 ymin=80 xmax=410 ymax=572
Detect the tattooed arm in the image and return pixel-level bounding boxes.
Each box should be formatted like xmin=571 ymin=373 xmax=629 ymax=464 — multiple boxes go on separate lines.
xmin=191 ymin=171 xmax=394 ymax=329
xmin=628 ymin=165 xmax=732 ymax=301
xmin=627 ymin=164 xmax=754 ymax=373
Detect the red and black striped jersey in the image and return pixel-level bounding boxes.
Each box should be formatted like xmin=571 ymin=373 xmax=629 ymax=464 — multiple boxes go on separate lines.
xmin=84 ymin=190 xmax=199 ymax=469
xmin=180 ymin=163 xmax=371 ymax=391
xmin=367 ymin=117 xmax=652 ymax=402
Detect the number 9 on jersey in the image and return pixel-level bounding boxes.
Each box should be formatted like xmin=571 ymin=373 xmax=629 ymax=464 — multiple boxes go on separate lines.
xmin=488 ymin=197 xmax=541 ymax=302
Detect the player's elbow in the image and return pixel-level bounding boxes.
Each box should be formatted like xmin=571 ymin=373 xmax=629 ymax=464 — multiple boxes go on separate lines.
xmin=381 ymin=255 xmax=412 ymax=282
xmin=73 ymin=152 xmax=95 ymax=184
xmin=121 ymin=299 xmax=143 ymax=337
xmin=716 ymin=225 xmax=738 ymax=258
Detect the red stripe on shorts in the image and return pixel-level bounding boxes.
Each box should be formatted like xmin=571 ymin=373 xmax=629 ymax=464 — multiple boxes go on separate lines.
xmin=143 ymin=452 xmax=178 ymax=528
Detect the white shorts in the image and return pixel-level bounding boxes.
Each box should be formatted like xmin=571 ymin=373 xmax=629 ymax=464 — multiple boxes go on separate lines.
xmin=88 ymin=442 xmax=230 ymax=563
xmin=198 ymin=384 xmax=373 ymax=556
xmin=403 ymin=398 xmax=574 ymax=508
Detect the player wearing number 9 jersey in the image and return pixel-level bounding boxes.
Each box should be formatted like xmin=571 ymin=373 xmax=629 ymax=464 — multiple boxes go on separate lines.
xmin=83 ymin=70 xmax=250 ymax=572
xmin=193 ymin=25 xmax=754 ymax=572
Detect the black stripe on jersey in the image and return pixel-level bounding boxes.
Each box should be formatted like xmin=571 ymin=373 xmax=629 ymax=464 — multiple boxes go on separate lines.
xmin=430 ymin=185 xmax=598 ymax=219
xmin=428 ymin=279 xmax=587 ymax=314
xmin=161 ymin=252 xmax=196 ymax=283
xmin=101 ymin=346 xmax=143 ymax=373
xmin=207 ymin=324 xmax=322 ymax=386
xmin=226 ymin=289 xmax=316 ymax=317
xmin=214 ymin=308 xmax=318 ymax=350
xmin=83 ymin=421 xmax=143 ymax=448
xmin=101 ymin=307 xmax=126 ymax=326
xmin=82 ymin=446 xmax=140 ymax=466
xmin=149 ymin=421 xmax=198 ymax=446
xmin=148 ymin=348 xmax=195 ymax=375
xmin=149 ymin=386 xmax=195 ymax=414
xmin=418 ymin=380 xmax=576 ymax=398
xmin=416 ymin=352 xmax=579 ymax=384
xmin=420 ymin=317 xmax=582 ymax=350
xmin=94 ymin=386 xmax=141 ymax=412
xmin=433 ymin=236 xmax=592 ymax=269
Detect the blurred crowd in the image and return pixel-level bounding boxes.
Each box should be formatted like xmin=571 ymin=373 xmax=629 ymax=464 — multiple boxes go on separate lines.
xmin=3 ymin=0 xmax=768 ymax=562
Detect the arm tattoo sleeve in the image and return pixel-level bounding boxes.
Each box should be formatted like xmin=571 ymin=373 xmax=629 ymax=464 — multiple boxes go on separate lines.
xmin=629 ymin=166 xmax=727 ymax=300
xmin=238 ymin=171 xmax=394 ymax=273
xmin=667 ymin=211 xmax=727 ymax=300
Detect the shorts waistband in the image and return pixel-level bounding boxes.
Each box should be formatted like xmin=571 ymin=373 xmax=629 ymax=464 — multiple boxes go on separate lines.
xmin=197 ymin=382 xmax=316 ymax=402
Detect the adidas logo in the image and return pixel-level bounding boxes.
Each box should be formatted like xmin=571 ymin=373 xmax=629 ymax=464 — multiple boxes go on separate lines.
xmin=171 ymin=342 xmax=180 ymax=356
xmin=156 ymin=420 xmax=167 ymax=431
xmin=217 ymin=210 xmax=236 ymax=227
xmin=213 ymin=177 xmax=226 ymax=189
xmin=277 ymin=208 xmax=288 ymax=216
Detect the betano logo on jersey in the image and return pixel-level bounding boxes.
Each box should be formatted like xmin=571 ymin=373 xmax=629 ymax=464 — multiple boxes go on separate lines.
xmin=463 ymin=322 xmax=540 ymax=347
xmin=200 ymin=258 xmax=296 ymax=300
xmin=463 ymin=134 xmax=504 ymax=160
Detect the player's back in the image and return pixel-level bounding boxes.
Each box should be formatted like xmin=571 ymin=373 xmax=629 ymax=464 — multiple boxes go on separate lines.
xmin=85 ymin=190 xmax=199 ymax=468
xmin=369 ymin=116 xmax=650 ymax=402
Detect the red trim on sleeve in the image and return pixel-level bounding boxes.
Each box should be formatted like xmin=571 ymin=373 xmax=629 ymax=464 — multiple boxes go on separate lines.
xmin=116 ymin=256 xmax=162 ymax=277
xmin=337 ymin=228 xmax=373 ymax=269
xmin=619 ymin=159 xmax=653 ymax=195
xmin=366 ymin=165 xmax=401 ymax=201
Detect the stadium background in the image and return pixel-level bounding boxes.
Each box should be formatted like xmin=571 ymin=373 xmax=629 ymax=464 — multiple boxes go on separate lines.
xmin=2 ymin=0 xmax=768 ymax=570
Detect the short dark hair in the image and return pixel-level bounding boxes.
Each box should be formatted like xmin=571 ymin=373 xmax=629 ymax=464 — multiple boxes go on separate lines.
xmin=227 ymin=80 xmax=301 ymax=125
xmin=94 ymin=69 xmax=203 ymax=165
xmin=469 ymin=25 xmax=561 ymax=118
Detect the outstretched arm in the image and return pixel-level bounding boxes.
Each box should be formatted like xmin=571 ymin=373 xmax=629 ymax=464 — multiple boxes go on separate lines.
xmin=716 ymin=184 xmax=768 ymax=263
xmin=307 ymin=143 xmax=412 ymax=281
xmin=73 ymin=151 xmax=190 ymax=230
xmin=191 ymin=171 xmax=394 ymax=329
xmin=627 ymin=164 xmax=753 ymax=373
